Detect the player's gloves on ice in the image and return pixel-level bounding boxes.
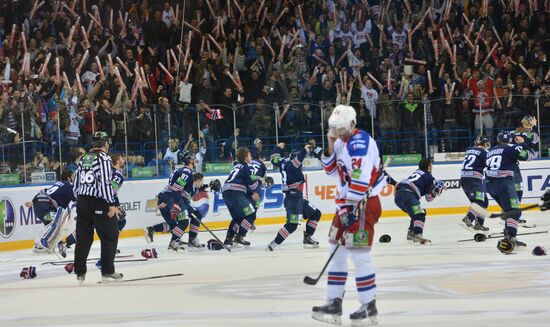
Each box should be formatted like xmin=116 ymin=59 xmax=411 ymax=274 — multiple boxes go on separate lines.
xmin=338 ymin=205 xmax=359 ymax=233
xmin=540 ymin=189 xmax=550 ymax=211
xmin=209 ymin=179 xmax=221 ymax=192
xmin=431 ymin=180 xmax=446 ymax=197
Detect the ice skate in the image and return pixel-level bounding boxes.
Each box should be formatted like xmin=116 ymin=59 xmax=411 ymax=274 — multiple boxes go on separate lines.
xmin=144 ymin=227 xmax=154 ymax=243
xmin=459 ymin=216 xmax=477 ymax=233
xmin=266 ymin=241 xmax=278 ymax=252
xmin=350 ymin=299 xmax=378 ymax=326
xmin=406 ymin=230 xmax=414 ymax=241
xmin=510 ymin=237 xmax=526 ymax=247
xmin=188 ymin=237 xmax=205 ymax=248
xmin=224 ymin=236 xmax=234 ymax=248
xmin=473 ymin=221 xmax=489 ymax=232
xmin=76 ymin=274 xmax=85 ymax=286
xmin=303 ymin=232 xmax=320 ymax=248
xmin=32 ymin=244 xmax=53 ymax=254
xmin=55 ymin=241 xmax=67 ymax=259
xmin=101 ymin=272 xmax=123 ymax=283
xmin=234 ymin=235 xmax=250 ymax=247
xmin=409 ymin=233 xmax=432 ymax=245
xmin=249 ymin=223 xmax=256 ymax=233
xmin=312 ymin=298 xmax=343 ymax=325
xmin=167 ymin=240 xmax=185 ymax=252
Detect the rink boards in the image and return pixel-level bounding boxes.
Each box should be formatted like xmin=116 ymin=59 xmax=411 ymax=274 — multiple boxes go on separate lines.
xmin=1 ymin=161 xmax=549 ymax=250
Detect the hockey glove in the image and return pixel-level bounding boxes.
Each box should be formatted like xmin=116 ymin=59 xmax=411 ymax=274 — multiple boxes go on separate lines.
xmin=337 ymin=205 xmax=359 ymax=234
xmin=209 ymin=179 xmax=221 ymax=192
xmin=431 ymin=180 xmax=446 ymax=197
xmin=188 ymin=207 xmax=203 ymax=220
xmin=199 ymin=184 xmax=208 ymax=192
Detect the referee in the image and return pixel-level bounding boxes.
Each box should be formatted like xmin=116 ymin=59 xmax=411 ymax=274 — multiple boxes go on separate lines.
xmin=73 ymin=131 xmax=122 ymax=284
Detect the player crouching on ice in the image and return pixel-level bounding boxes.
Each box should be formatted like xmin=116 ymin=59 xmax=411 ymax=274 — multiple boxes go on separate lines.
xmin=144 ymin=151 xmax=205 ymax=251
xmin=459 ymin=135 xmax=490 ymax=232
xmin=312 ymin=105 xmax=386 ymax=326
xmin=394 ymin=159 xmax=446 ymax=245
xmin=25 ymin=171 xmax=76 ymax=256
xmin=266 ymin=142 xmax=322 ymax=251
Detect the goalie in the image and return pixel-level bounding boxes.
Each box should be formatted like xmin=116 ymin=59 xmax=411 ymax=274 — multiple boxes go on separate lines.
xmin=25 ymin=171 xmax=76 ymax=257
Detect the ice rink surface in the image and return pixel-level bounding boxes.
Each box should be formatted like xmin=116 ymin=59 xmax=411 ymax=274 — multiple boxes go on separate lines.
xmin=1 ymin=212 xmax=550 ymax=327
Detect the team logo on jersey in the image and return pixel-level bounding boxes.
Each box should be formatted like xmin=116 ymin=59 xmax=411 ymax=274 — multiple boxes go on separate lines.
xmin=0 ymin=197 xmax=16 ymax=239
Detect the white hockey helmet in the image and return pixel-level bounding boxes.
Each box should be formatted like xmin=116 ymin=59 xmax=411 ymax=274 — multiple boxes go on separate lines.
xmin=328 ymin=105 xmax=357 ymax=138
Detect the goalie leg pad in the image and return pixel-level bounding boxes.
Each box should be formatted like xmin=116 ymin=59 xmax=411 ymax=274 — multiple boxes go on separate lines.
xmin=40 ymin=208 xmax=71 ymax=250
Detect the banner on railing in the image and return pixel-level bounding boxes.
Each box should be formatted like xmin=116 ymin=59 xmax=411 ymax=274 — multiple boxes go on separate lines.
xmin=132 ymin=167 xmax=154 ymax=178
xmin=205 ymin=163 xmax=233 ymax=173
xmin=30 ymin=172 xmax=57 ymax=184
xmin=0 ymin=174 xmax=19 ymax=186
xmin=384 ymin=154 xmax=422 ymax=165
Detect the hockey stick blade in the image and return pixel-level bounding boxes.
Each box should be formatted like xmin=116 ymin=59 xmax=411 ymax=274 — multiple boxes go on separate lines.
xmin=42 ymin=255 xmax=134 ymax=265
xmin=303 ymin=276 xmax=319 ymax=285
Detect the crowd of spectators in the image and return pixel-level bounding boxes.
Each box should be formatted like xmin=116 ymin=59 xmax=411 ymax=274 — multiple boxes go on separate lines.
xmin=0 ymin=0 xmax=549 ymax=179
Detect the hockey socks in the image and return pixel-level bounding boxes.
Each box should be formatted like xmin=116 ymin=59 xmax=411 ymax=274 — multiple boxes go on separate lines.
xmin=305 ymin=219 xmax=318 ymax=236
xmin=189 ymin=222 xmax=200 ymax=240
xmin=327 ymin=271 xmax=347 ymax=299
xmin=356 ymin=274 xmax=376 ymax=304
xmin=153 ymin=222 xmax=171 ymax=233
xmin=273 ymin=223 xmax=298 ymax=245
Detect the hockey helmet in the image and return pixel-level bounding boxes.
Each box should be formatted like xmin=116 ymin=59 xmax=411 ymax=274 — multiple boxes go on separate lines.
xmin=496 ymin=131 xmax=513 ymax=144
xmin=474 ymin=135 xmax=490 ymax=147
xmin=532 ymin=246 xmax=547 ymax=256
xmin=178 ymin=150 xmax=194 ymax=166
xmin=521 ymin=115 xmax=537 ymax=129
xmin=209 ymin=179 xmax=221 ymax=192
xmin=92 ymin=131 xmax=111 ymax=148
xmin=497 ymin=238 xmax=515 ymax=254
xmin=328 ymin=105 xmax=357 ymax=138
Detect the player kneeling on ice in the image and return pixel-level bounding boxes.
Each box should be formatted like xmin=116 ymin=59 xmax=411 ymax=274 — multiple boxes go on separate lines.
xmin=25 ymin=171 xmax=76 ymax=256
xmin=144 ymin=151 xmax=204 ymax=251
xmin=394 ymin=159 xmax=445 ymax=245
xmin=312 ymin=105 xmax=386 ymax=326
xmin=187 ymin=173 xmax=221 ymax=248
xmin=486 ymin=131 xmax=534 ymax=253
xmin=267 ymin=143 xmax=322 ymax=251
xmin=460 ymin=135 xmax=490 ymax=232
xmin=221 ymin=148 xmax=261 ymax=247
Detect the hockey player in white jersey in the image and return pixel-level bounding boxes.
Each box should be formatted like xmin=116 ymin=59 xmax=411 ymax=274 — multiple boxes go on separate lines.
xmin=313 ymin=105 xmax=386 ymax=326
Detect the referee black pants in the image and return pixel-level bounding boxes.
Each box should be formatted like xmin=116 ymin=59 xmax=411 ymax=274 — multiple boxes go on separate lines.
xmin=74 ymin=196 xmax=119 ymax=276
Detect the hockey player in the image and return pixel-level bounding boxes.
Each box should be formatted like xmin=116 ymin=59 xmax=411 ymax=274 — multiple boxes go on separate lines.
xmin=221 ymin=148 xmax=261 ymax=247
xmin=486 ymin=131 xmax=534 ymax=252
xmin=25 ymin=171 xmax=76 ymax=255
xmin=312 ymin=105 xmax=386 ymax=326
xmin=267 ymin=143 xmax=322 ymax=251
xmin=63 ymin=155 xmax=127 ymax=255
xmin=510 ymin=115 xmax=539 ymax=224
xmin=144 ymin=151 xmax=203 ymax=251
xmin=186 ymin=173 xmax=221 ymax=248
xmin=459 ymin=135 xmax=490 ymax=232
xmin=394 ymin=159 xmax=446 ymax=244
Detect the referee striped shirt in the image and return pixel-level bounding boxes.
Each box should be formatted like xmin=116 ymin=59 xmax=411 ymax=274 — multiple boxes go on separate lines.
xmin=73 ymin=150 xmax=116 ymax=205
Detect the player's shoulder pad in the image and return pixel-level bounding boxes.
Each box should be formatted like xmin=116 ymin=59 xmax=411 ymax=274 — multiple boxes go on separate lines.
xmin=347 ymin=130 xmax=370 ymax=156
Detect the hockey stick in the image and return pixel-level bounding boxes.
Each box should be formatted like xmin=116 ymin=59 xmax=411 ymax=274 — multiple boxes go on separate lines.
xmin=457 ymin=230 xmax=548 ymax=242
xmin=41 ymin=255 xmax=134 ymax=265
xmin=304 ymin=241 xmax=342 ymax=285
xmin=98 ymin=273 xmax=183 ymax=284
xmin=189 ymin=212 xmax=232 ymax=253
xmin=470 ymin=202 xmax=540 ymax=219
xmin=304 ymin=156 xmax=392 ymax=286
xmin=51 ymin=258 xmax=147 ymax=266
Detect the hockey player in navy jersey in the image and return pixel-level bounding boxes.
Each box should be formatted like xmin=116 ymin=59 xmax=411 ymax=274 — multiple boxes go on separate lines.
xmin=25 ymin=171 xmax=76 ymax=254
xmin=267 ymin=143 xmax=322 ymax=251
xmin=222 ymin=148 xmax=261 ymax=247
xmin=486 ymin=131 xmax=535 ymax=253
xmin=510 ymin=115 xmax=540 ymax=224
xmin=394 ymin=159 xmax=446 ymax=244
xmin=63 ymin=154 xmax=127 ymax=256
xmin=144 ymin=151 xmax=203 ymax=251
xmin=459 ymin=135 xmax=490 ymax=232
